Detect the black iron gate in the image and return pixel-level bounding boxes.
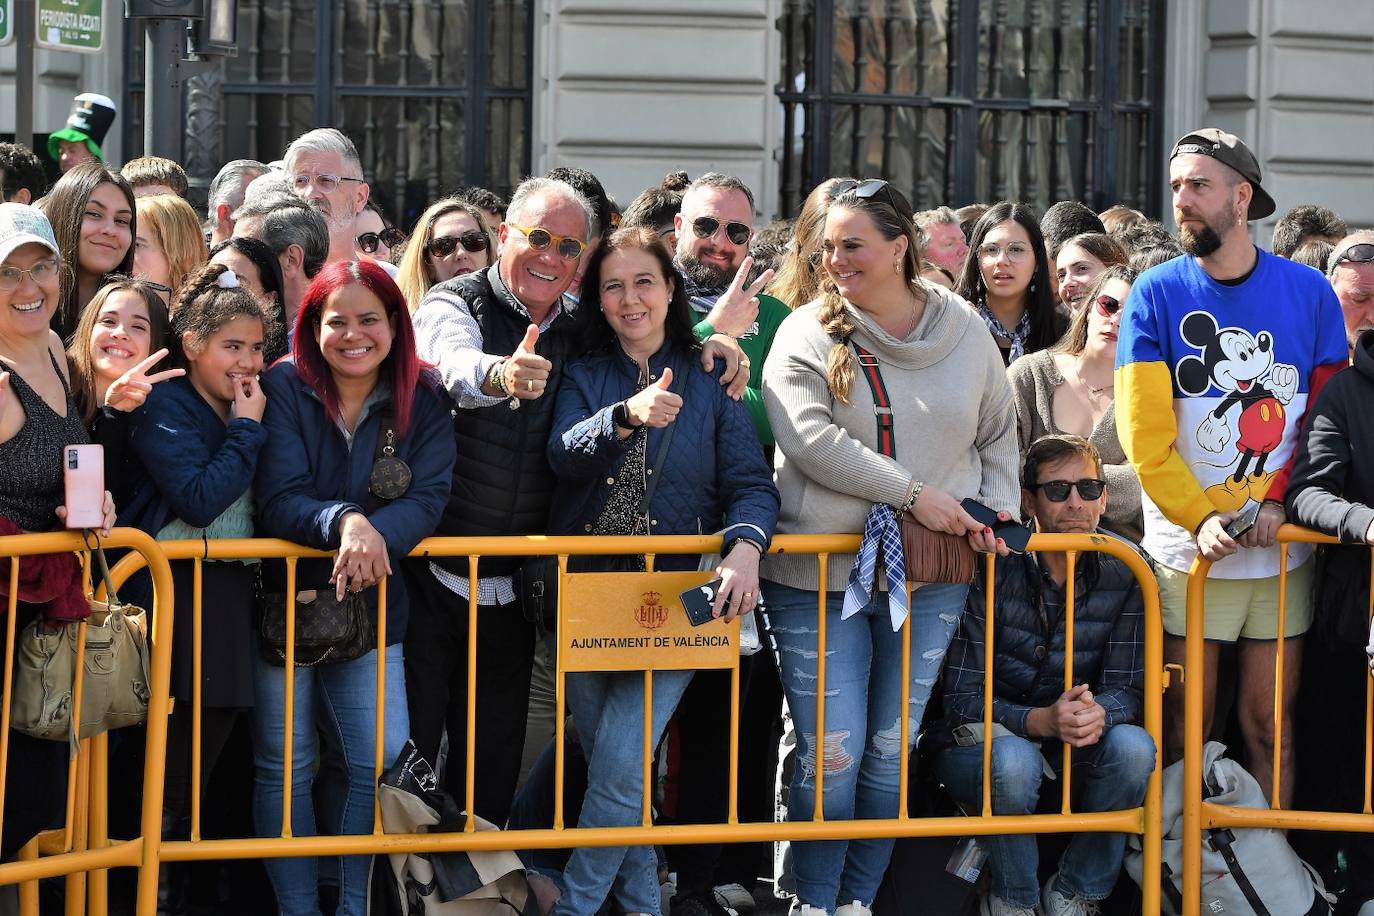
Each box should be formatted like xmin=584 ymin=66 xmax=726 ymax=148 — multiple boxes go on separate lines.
xmin=124 ymin=0 xmax=532 ymax=229
xmin=776 ymin=0 xmax=1164 ymax=218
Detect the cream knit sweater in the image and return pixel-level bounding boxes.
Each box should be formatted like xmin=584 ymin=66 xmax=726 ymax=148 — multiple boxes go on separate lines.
xmin=761 ymin=282 xmax=1021 ymax=593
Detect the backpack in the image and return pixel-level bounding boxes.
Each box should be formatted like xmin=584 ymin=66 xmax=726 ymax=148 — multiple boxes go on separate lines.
xmin=369 ymin=741 xmax=537 ymax=915
xmin=1125 ymin=741 xmax=1334 ymax=916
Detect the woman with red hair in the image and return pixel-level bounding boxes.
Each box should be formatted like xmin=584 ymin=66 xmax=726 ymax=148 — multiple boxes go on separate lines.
xmin=251 ymin=260 xmax=456 ymax=916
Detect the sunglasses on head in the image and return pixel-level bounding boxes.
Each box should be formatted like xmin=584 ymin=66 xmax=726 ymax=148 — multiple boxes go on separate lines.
xmin=356 ymin=227 xmax=406 ymax=254
xmin=691 ymin=216 xmax=751 ymax=246
xmin=1033 ymin=478 xmax=1106 ymax=502
xmin=837 ymin=178 xmax=915 ymax=221
xmin=1094 ymin=294 xmax=1122 ymax=317
xmin=508 ymin=223 xmax=586 ymax=261
xmin=1337 ymin=243 xmax=1374 ymax=266
xmin=426 ymin=232 xmax=490 ymax=258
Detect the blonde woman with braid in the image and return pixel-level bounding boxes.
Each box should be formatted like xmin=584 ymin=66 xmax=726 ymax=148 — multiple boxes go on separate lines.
xmin=761 ymin=180 xmax=1021 ymax=916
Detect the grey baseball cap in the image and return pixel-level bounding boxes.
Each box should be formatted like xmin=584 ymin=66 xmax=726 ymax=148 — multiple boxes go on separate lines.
xmin=1170 ymin=128 xmax=1276 ymax=221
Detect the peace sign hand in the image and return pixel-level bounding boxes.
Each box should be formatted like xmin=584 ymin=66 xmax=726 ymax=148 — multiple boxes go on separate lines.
xmin=103 ymin=349 xmax=186 ymax=413
xmin=706 ymin=256 xmax=774 ymax=338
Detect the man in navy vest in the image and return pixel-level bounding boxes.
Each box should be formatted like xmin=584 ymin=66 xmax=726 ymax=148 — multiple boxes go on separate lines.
xmin=930 ymin=435 xmax=1153 ymax=916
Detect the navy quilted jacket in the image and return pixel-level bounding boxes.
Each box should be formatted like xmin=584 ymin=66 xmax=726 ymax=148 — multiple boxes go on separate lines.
xmin=547 ymin=342 xmax=779 ymax=568
xmin=932 ymin=541 xmax=1147 ymax=747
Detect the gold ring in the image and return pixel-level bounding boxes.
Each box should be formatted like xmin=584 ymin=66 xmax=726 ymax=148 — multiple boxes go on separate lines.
xmin=743 ymin=591 xmax=754 ymax=598
xmin=526 ymin=379 xmax=534 ymax=392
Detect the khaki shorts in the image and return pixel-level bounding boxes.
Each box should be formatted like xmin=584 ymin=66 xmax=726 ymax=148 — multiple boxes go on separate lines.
xmin=1157 ymin=560 xmax=1313 ymax=641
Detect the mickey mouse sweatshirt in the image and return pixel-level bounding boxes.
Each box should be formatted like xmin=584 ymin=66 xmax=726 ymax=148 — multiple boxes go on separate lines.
xmin=1114 ymin=249 xmax=1347 ymax=578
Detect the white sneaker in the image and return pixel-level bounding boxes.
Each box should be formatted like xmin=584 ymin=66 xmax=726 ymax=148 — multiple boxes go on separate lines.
xmin=790 ymin=904 xmax=829 ymax=916
xmin=834 ymin=901 xmax=872 ymax=916
xmin=1041 ymin=873 xmax=1102 ymax=916
xmin=980 ymin=893 xmax=1039 ymax=916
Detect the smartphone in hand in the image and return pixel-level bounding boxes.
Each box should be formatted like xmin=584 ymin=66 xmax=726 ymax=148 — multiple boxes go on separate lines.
xmin=62 ymin=445 xmax=105 ymax=529
xmin=961 ymin=498 xmax=1032 ymax=553
xmin=1225 ymin=501 xmax=1262 ymax=540
xmin=680 ymin=578 xmax=726 ymax=627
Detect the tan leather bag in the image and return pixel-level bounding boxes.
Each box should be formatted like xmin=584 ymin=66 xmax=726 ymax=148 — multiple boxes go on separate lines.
xmin=900 ymin=515 xmax=977 ymax=585
xmin=11 ymin=546 xmax=151 ymax=746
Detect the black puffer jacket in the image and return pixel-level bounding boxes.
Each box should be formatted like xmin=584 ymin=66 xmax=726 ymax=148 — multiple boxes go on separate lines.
xmin=928 ymin=542 xmax=1147 ymax=750
xmin=1287 ymin=330 xmax=1374 ymax=648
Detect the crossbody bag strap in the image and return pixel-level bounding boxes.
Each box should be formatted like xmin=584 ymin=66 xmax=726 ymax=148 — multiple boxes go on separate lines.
xmin=849 ymin=342 xmax=896 ymax=460
xmin=637 ymin=420 xmax=676 ymax=517
xmin=365 ymin=407 xmax=398 ymax=513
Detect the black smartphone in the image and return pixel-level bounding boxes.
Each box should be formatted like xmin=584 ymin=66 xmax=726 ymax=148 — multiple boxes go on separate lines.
xmin=1225 ymin=501 xmax=1262 ymax=539
xmin=961 ymin=498 xmax=1032 ymax=554
xmin=680 ymin=578 xmax=726 ymax=627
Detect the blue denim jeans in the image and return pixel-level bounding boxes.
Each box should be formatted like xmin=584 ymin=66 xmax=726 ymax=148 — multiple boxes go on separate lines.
xmin=932 ymin=725 xmax=1156 ymax=908
xmin=553 ymin=668 xmax=694 ymax=916
xmin=251 ymin=643 xmax=410 ymax=916
xmin=761 ymin=579 xmax=967 ymax=912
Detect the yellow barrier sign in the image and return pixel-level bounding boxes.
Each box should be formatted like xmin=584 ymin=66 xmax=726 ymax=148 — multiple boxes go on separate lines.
xmin=559 ymin=571 xmax=739 ymax=672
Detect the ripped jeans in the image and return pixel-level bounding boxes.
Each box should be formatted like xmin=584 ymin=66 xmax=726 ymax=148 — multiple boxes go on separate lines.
xmin=761 ymin=579 xmax=967 ymax=912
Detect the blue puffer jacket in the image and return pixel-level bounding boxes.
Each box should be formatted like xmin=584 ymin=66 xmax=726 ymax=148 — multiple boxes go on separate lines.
xmin=254 ymin=360 xmax=457 ymax=643
xmin=547 ymin=342 xmax=779 ymax=567
xmin=929 ymin=539 xmax=1148 ymax=751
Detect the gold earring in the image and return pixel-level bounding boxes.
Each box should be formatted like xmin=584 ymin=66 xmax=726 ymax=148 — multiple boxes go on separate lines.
xmin=893 ymin=260 xmax=901 ymax=275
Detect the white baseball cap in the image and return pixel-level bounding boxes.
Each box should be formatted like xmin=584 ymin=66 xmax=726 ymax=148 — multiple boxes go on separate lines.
xmin=0 ymin=203 xmax=60 ymax=265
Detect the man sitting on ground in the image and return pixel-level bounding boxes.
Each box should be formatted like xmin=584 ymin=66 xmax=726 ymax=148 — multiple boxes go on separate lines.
xmin=930 ymin=434 xmax=1154 ymax=916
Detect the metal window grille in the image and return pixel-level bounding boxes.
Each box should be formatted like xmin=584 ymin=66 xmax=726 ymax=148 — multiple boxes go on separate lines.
xmin=776 ymin=0 xmax=1165 ymax=218
xmin=123 ymin=0 xmax=532 ymax=228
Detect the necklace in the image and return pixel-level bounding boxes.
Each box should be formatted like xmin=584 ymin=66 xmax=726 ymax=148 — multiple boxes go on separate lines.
xmin=1074 ymin=360 xmax=1114 ymax=396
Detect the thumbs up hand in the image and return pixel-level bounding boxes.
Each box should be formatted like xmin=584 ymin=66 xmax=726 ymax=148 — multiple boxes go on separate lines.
xmin=502 ymin=323 xmax=553 ymax=400
xmin=624 ymin=366 xmax=682 ymax=428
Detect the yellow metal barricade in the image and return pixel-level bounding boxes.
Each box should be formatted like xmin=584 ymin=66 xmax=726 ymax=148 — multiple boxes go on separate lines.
xmin=1182 ymin=523 xmax=1371 ymax=916
xmin=0 ymin=529 xmax=174 ymax=916
xmin=85 ymin=532 xmax=1161 ymax=915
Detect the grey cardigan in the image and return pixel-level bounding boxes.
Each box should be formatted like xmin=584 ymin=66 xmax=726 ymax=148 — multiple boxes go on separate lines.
xmin=761 ymin=283 xmax=1021 ymax=592
xmin=1006 ymin=349 xmax=1144 ymax=543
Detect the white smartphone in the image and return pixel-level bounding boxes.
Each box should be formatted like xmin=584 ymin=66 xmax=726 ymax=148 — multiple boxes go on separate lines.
xmin=62 ymin=444 xmax=105 ymax=529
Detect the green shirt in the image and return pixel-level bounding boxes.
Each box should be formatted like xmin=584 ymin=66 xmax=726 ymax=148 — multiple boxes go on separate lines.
xmin=691 ymin=292 xmax=790 ymax=446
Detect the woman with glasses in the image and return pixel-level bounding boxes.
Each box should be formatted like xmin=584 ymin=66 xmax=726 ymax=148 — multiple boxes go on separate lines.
xmin=955 ymin=201 xmax=1066 ymax=366
xmin=134 ymin=193 xmax=209 ymax=305
xmin=353 ymin=200 xmax=405 ymax=264
xmin=38 ymin=160 xmax=137 ymax=341
xmin=761 ymin=182 xmax=1019 ymax=916
xmin=0 ymin=203 xmax=117 ymax=858
xmin=396 ymin=198 xmax=495 ymax=310
xmin=1008 ymin=265 xmax=1143 ymax=542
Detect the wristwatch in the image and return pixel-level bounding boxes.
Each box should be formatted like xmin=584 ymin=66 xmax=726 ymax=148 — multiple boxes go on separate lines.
xmin=612 ymin=401 xmax=641 ymax=430
xmin=488 ymin=359 xmax=509 ymax=396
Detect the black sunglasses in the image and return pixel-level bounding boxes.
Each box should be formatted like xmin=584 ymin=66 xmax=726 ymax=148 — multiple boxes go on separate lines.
xmin=1033 ymin=479 xmax=1106 ymax=502
xmin=1337 ymin=243 xmax=1374 ymax=266
xmin=1094 ymin=294 xmax=1122 ymax=317
xmin=356 ymin=227 xmax=406 ymax=254
xmin=426 ymin=232 xmax=490 ymax=258
xmin=691 ymin=216 xmax=751 ymax=246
